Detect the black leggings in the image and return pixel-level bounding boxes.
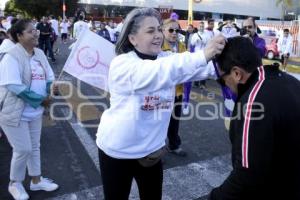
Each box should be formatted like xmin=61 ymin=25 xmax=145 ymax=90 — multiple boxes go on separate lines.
xmin=167 ymin=95 xmax=183 ymax=150
xmin=99 ymin=149 xmax=163 ymax=200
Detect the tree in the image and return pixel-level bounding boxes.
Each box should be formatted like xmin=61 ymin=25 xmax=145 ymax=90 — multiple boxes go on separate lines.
xmin=4 ymin=0 xmax=28 ymax=17
xmin=276 ymin=0 xmax=293 ymax=7
xmin=5 ymin=0 xmax=78 ymax=19
xmin=275 ymin=0 xmax=297 ymax=20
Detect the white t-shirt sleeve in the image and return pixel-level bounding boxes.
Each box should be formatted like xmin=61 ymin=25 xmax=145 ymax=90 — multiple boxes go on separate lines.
xmin=0 ymin=54 xmax=22 ymax=86
xmin=109 ymin=51 xmax=212 ymax=94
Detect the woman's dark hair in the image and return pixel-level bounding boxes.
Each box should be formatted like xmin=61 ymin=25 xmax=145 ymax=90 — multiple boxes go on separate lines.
xmin=115 ymin=8 xmax=162 ymax=55
xmin=10 ymin=19 xmax=32 ymax=42
xmin=216 ymin=36 xmax=262 ymax=73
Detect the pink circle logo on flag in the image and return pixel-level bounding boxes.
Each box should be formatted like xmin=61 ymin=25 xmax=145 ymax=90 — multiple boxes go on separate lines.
xmin=76 ymin=46 xmax=100 ymax=69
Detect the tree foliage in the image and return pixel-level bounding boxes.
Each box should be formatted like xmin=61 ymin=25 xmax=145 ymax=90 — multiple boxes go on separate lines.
xmin=4 ymin=0 xmax=28 ymax=17
xmin=276 ymin=0 xmax=293 ymax=8
xmin=5 ymin=0 xmax=78 ymax=19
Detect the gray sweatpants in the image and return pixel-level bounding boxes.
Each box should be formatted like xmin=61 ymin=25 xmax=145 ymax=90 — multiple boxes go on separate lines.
xmin=1 ymin=117 xmax=42 ymax=182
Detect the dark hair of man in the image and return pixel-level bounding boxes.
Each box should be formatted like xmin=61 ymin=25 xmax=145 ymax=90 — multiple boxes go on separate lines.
xmin=216 ymin=36 xmax=262 ymax=73
xmin=208 ymin=19 xmax=214 ymax=24
xmin=284 ymin=29 xmax=289 ymax=33
xmin=11 ymin=18 xmax=19 ymax=26
xmin=244 ymin=17 xmax=256 ymax=28
xmin=79 ymin=15 xmax=84 ymax=21
xmin=10 ymin=19 xmax=32 ymax=43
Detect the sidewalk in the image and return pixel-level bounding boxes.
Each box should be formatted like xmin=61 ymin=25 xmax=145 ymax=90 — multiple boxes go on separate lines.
xmin=0 ymin=112 xmax=101 ymax=200
xmin=262 ymin=59 xmax=300 ymax=74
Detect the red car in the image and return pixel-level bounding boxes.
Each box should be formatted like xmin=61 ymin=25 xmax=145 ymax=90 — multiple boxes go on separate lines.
xmin=260 ymin=29 xmax=280 ymax=60
xmin=264 ymin=37 xmax=279 ymax=60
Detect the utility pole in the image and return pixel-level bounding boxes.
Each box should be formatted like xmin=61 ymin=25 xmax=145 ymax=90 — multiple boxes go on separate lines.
xmin=188 ymin=0 xmax=193 ymax=25
xmin=63 ymin=0 xmax=66 ymax=19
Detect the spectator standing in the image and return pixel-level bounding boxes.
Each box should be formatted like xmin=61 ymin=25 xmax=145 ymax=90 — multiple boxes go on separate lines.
xmin=73 ymin=15 xmax=88 ymax=40
xmin=97 ymin=22 xmax=111 ymax=42
xmin=0 ymin=19 xmax=59 ymax=200
xmin=277 ymin=28 xmax=293 ymax=71
xmin=36 ymin=17 xmax=55 ymax=62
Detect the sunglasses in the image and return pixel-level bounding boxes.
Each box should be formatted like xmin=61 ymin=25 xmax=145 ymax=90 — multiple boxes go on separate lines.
xmin=168 ymin=28 xmax=180 ymax=33
xmin=243 ymin=25 xmax=253 ymax=29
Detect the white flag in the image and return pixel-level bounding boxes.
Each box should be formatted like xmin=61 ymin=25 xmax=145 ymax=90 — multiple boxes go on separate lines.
xmin=63 ymin=29 xmax=115 ymax=91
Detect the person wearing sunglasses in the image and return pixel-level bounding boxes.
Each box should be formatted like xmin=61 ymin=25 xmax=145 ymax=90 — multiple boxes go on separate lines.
xmin=161 ymin=18 xmax=187 ymax=157
xmin=241 ymin=17 xmax=266 ymax=58
xmin=209 ymin=36 xmax=300 ymax=200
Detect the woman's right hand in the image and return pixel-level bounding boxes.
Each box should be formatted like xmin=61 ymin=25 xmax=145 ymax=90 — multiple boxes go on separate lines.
xmin=203 ymin=34 xmax=226 ymax=62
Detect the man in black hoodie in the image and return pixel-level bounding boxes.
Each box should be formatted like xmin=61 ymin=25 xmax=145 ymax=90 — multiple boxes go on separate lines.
xmin=209 ymin=36 xmax=300 ymax=200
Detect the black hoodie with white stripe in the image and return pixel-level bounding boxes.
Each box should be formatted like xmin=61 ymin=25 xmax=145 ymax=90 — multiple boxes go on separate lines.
xmin=210 ymin=64 xmax=300 ymax=200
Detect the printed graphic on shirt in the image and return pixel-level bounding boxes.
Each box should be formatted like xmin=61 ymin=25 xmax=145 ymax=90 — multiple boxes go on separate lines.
xmin=31 ymin=61 xmax=45 ymax=81
xmin=141 ymin=95 xmax=172 ymax=111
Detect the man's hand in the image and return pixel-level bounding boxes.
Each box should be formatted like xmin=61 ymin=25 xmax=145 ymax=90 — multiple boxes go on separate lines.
xmin=203 ymin=34 xmax=226 ymax=62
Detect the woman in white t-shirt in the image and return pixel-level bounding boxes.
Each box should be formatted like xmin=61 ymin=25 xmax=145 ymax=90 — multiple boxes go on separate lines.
xmin=0 ymin=19 xmax=58 ymax=200
xmin=96 ymin=8 xmax=226 ymax=199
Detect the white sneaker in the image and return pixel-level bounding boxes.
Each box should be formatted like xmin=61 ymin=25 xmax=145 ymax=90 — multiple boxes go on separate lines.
xmin=30 ymin=177 xmax=59 ymax=192
xmin=8 ymin=182 xmax=29 ymax=200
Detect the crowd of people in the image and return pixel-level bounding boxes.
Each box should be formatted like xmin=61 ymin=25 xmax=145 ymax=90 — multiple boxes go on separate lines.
xmin=0 ymin=7 xmax=299 ymax=200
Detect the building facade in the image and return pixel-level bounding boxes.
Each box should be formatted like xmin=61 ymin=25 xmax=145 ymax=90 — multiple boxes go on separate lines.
xmin=78 ymin=0 xmax=283 ymax=20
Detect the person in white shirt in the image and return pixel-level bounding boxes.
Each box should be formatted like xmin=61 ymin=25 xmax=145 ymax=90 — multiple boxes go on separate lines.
xmin=115 ymin=18 xmax=124 ymax=41
xmin=49 ymin=15 xmax=59 ymax=37
xmin=197 ymin=19 xmax=220 ymax=89
xmin=60 ymin=19 xmax=70 ymax=43
xmin=96 ymin=7 xmax=226 ymax=200
xmin=191 ymin=21 xmax=208 ymax=88
xmin=278 ymin=28 xmax=293 ymax=72
xmin=204 ymin=19 xmax=221 ymax=41
xmin=2 ymin=16 xmax=13 ymax=31
xmin=105 ymin=20 xmax=117 ymax=43
xmin=49 ymin=15 xmax=59 ymax=54
xmin=0 ymin=19 xmax=59 ymax=200
xmin=115 ymin=19 xmax=124 ymax=33
xmin=191 ymin=21 xmax=207 ymax=52
xmin=73 ymin=15 xmax=88 ymax=40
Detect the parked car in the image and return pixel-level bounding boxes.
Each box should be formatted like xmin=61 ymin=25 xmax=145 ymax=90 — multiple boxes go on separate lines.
xmin=262 ymin=36 xmax=280 ymax=60
xmin=260 ymin=29 xmax=280 ymax=60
